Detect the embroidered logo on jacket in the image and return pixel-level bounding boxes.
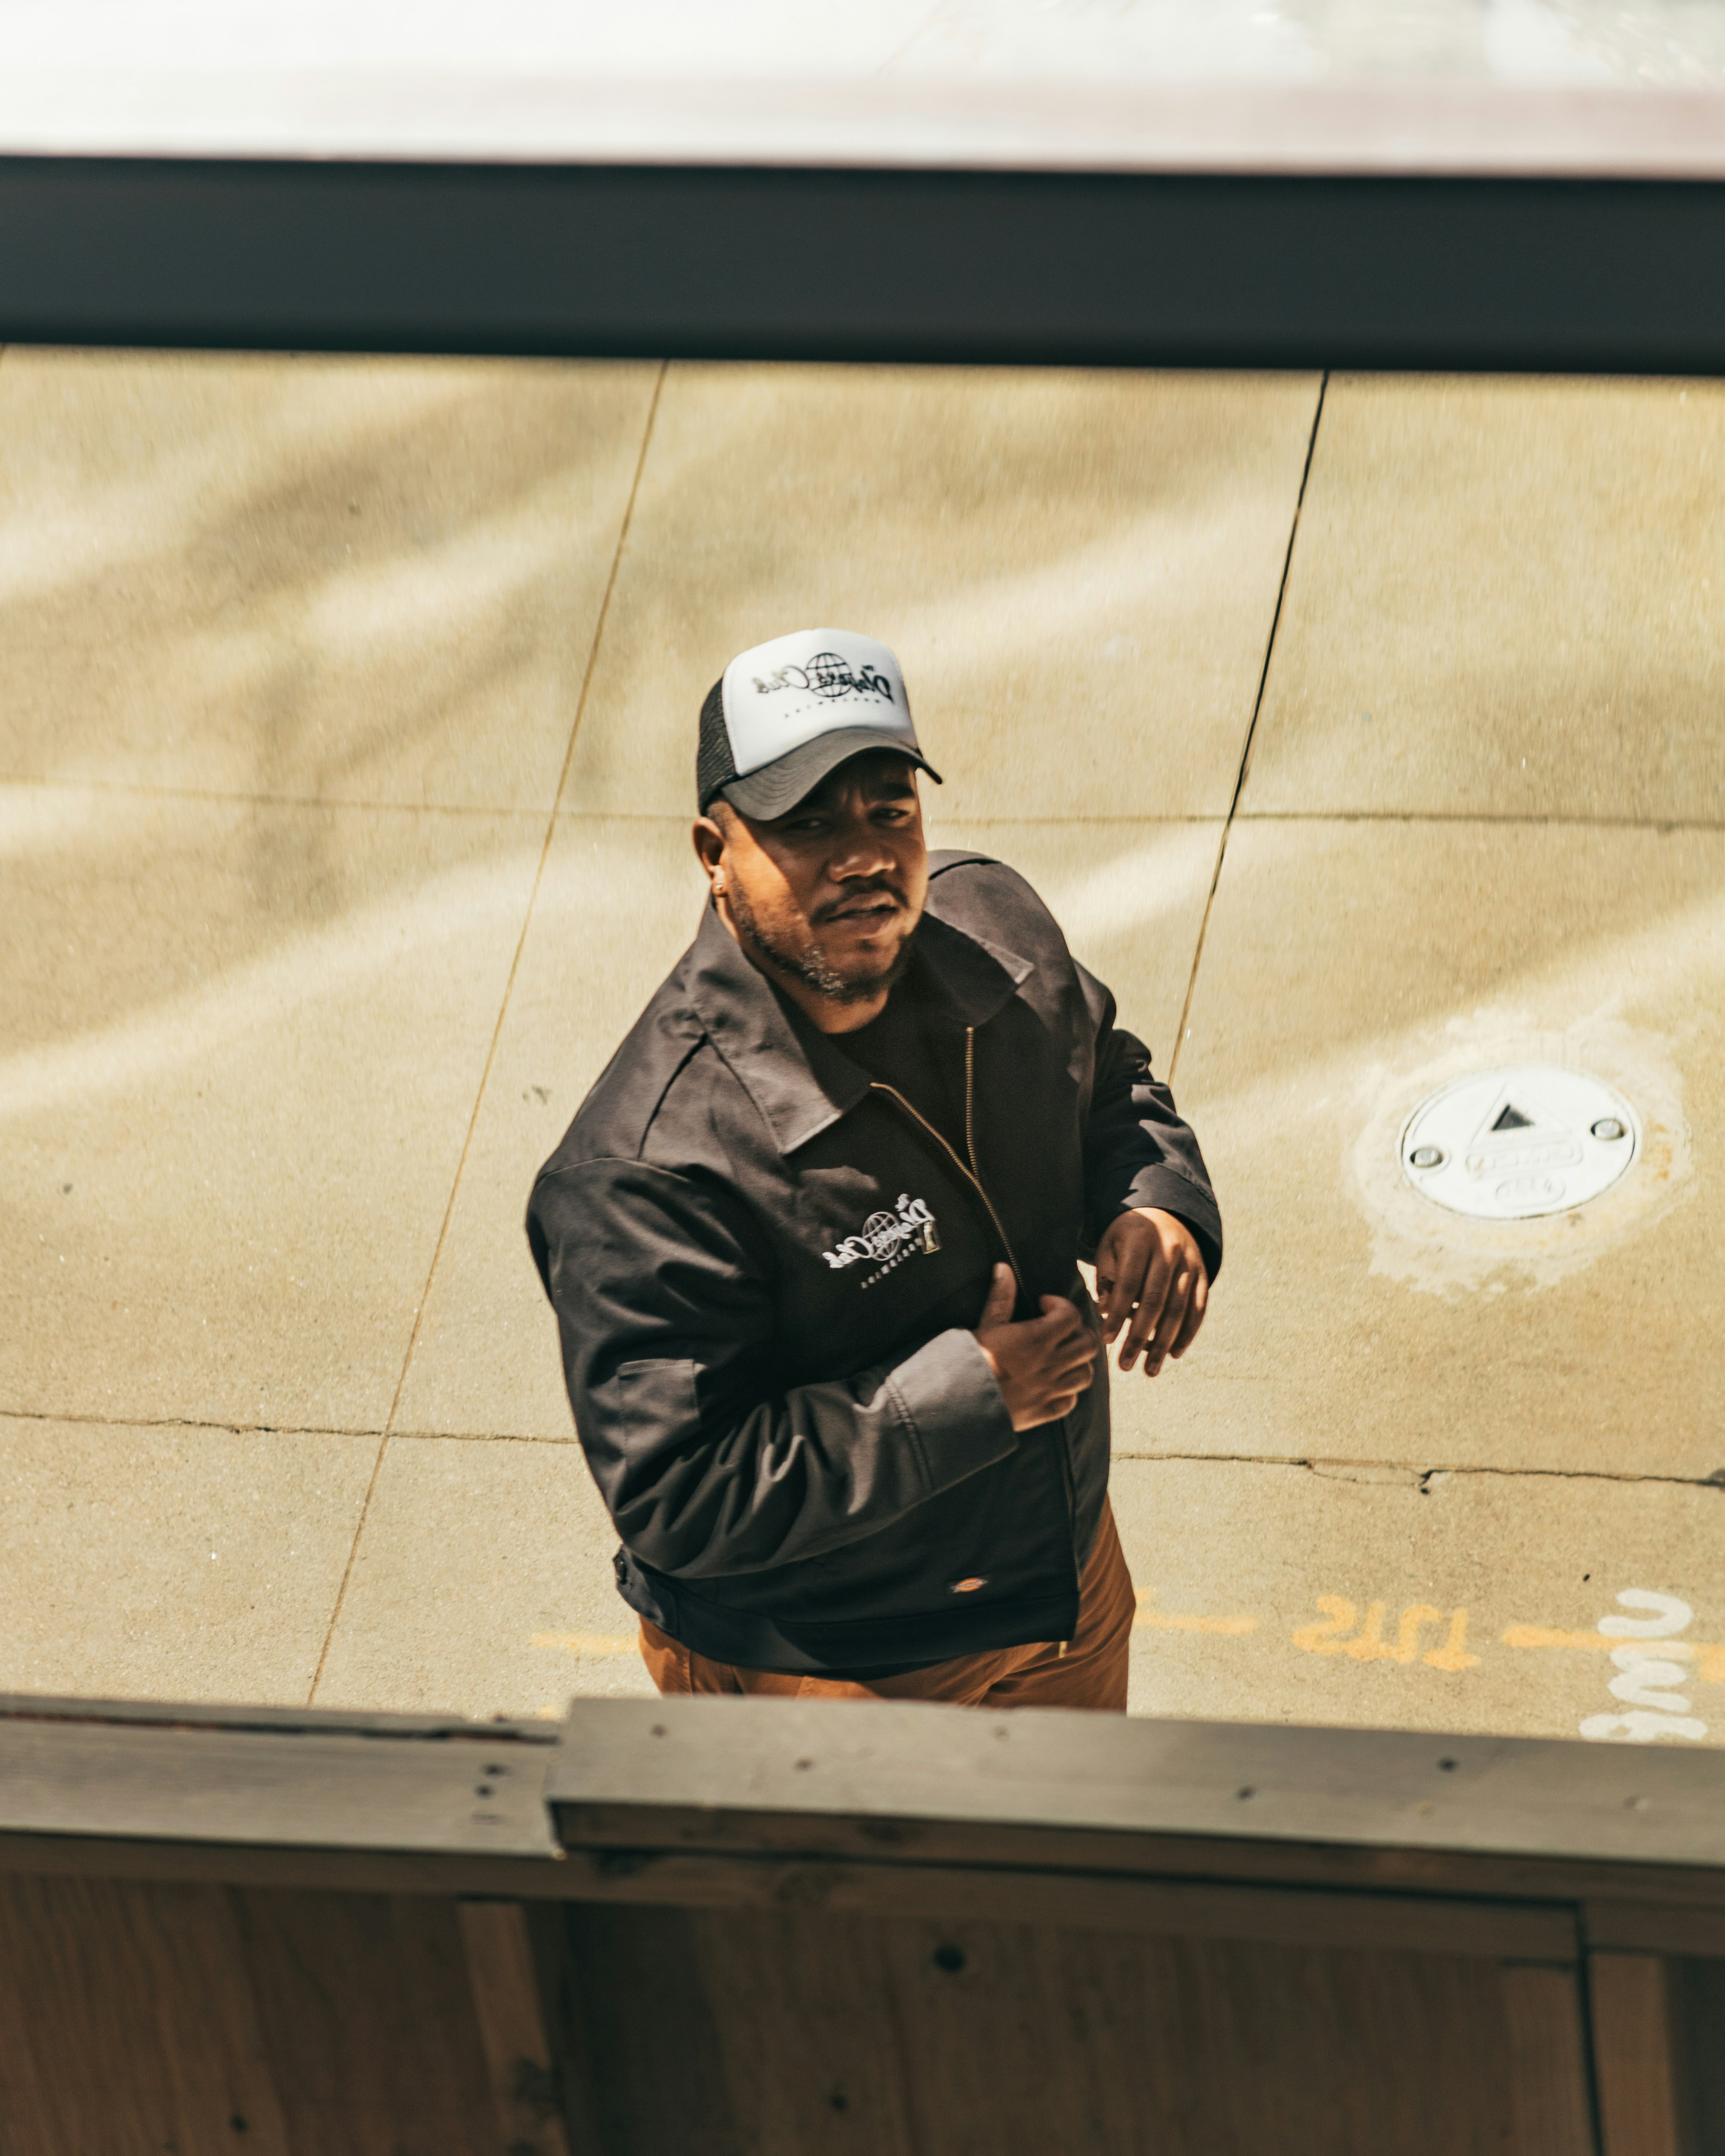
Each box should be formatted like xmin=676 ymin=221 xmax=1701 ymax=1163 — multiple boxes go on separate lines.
xmin=821 ymin=1193 xmax=940 ymax=1287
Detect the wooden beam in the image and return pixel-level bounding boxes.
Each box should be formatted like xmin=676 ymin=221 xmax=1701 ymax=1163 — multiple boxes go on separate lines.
xmin=457 ymin=1902 xmax=578 ymax=2156
xmin=1502 ymin=1964 xmax=1598 ymax=2156
xmin=0 ymin=1716 xmax=561 ymax=1863
xmin=0 ymin=1875 xmax=294 ymax=2154
xmin=1589 ymin=1954 xmax=1688 ymax=2156
xmin=548 ymin=1846 xmax=1579 ymax=1960
xmin=0 ymin=1828 xmax=573 ymax=1900
xmin=0 ymin=1695 xmax=1722 ymax=1931
xmin=1584 ymin=1901 xmax=1725 ymax=1958
xmin=556 ymin=1800 xmax=1725 ymax=1913
xmin=231 ymin=1887 xmax=509 ymax=2153
xmin=549 ymin=1699 xmax=1725 ymax=1889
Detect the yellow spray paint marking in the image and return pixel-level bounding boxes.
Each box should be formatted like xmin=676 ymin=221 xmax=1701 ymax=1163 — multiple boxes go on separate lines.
xmin=1291 ymin=1596 xmax=1356 ymax=1654
xmin=529 ymin=1612 xmax=1715 ymax=1679
xmin=1501 ymin=1626 xmax=1725 ymax=1682
xmin=531 ymin=1631 xmax=640 ymax=1657
xmin=1422 ymin=1609 xmax=1482 ymax=1671
xmin=1340 ymin=1601 xmax=1434 ymax=1664
xmin=1292 ymin=1598 xmax=1480 ymax=1671
xmin=1134 ymin=1593 xmax=1258 ymax=1637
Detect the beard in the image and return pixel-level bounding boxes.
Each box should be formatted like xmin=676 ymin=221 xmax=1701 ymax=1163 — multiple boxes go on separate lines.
xmin=728 ymin=882 xmax=914 ymax=1007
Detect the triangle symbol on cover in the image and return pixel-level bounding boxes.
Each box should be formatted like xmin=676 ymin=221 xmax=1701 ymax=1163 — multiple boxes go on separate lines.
xmin=1467 ymin=1081 xmax=1575 ymax=1163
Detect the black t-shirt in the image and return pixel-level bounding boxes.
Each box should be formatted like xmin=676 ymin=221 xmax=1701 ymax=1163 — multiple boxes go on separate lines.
xmin=824 ymin=962 xmax=970 ymax=1166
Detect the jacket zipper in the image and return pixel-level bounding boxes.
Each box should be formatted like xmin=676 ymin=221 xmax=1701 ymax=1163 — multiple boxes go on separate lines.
xmin=869 ymin=1025 xmax=1080 ymax=1649
xmin=867 ymin=1034 xmax=1023 ymax=1290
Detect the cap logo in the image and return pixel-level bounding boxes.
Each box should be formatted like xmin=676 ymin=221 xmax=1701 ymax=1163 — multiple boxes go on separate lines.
xmin=753 ymin=652 xmax=895 ymax=706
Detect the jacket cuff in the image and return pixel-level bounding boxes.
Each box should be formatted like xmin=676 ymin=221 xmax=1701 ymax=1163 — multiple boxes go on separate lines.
xmin=1104 ymin=1167 xmax=1224 ymax=1284
xmin=885 ymin=1326 xmax=1019 ymax=1496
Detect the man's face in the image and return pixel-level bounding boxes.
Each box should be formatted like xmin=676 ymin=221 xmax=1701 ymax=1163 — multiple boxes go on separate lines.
xmin=695 ymin=752 xmax=928 ymax=1022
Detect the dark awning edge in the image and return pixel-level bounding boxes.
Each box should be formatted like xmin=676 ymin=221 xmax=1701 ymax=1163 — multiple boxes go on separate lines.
xmin=3 ymin=156 xmax=1724 ymax=373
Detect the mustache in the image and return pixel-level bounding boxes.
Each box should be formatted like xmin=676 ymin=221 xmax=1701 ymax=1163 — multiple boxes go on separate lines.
xmin=812 ymin=880 xmax=906 ymax=926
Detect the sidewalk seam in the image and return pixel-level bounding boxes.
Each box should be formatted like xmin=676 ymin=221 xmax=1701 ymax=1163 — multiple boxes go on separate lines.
xmin=303 ymin=359 xmax=669 ymax=1707
xmin=1233 ymin=808 xmax=1725 ymax=831
xmin=0 ymin=776 xmax=554 ymax=815
xmin=1169 ymin=370 xmax=1328 ymax=1085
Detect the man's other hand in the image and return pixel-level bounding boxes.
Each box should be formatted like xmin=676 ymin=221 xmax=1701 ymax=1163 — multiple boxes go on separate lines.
xmin=974 ymin=1264 xmax=1098 ymax=1431
xmin=1094 ymin=1207 xmax=1209 ymax=1377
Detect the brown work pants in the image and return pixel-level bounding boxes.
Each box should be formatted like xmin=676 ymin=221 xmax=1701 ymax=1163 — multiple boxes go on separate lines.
xmin=638 ymin=1499 xmax=1134 ymax=1712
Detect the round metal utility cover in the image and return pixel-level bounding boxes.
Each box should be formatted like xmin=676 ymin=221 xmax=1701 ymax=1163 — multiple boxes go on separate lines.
xmin=1400 ymin=1065 xmax=1638 ymax=1220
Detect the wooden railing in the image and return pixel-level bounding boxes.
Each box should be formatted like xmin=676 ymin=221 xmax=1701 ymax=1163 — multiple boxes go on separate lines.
xmin=0 ymin=1692 xmax=1718 ymax=2153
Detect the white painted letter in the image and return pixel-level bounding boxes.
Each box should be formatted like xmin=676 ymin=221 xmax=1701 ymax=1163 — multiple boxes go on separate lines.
xmin=1579 ymin=1711 xmax=1708 ymax=1744
xmin=1599 ymin=1589 xmax=1693 ymax=1639
xmin=1606 ymin=1650 xmax=1693 ymax=1713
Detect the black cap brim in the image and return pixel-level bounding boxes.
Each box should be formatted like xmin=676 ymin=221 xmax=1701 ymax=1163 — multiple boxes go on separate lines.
xmin=716 ymin=728 xmax=942 ymax=822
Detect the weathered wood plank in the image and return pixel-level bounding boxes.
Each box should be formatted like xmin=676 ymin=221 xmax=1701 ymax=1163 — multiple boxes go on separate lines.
xmin=10 ymin=1811 xmax=1725 ymax=1925
xmin=563 ymin=1905 xmax=1530 ymax=2156
xmin=0 ymin=1874 xmax=293 ymax=2156
xmin=0 ymin=1692 xmax=557 ymax=1744
xmin=1584 ymin=1900 xmax=1725 ymax=1956
xmin=559 ymin=1905 xmax=741 ymax=2156
xmin=0 ymin=1827 xmax=571 ymax=1899
xmin=1502 ymin=1964 xmax=1596 ymax=2156
xmin=458 ymin=1902 xmax=578 ymax=2156
xmin=1589 ymin=1953 xmax=1687 ymax=2156
xmin=0 ymin=1697 xmax=1720 ymax=1930
xmin=549 ymin=1846 xmax=1579 ymax=1958
xmin=556 ymin=1799 xmax=1725 ymax=1912
xmin=0 ymin=1719 xmax=560 ymax=1860
xmin=550 ymin=1699 xmax=1725 ymax=1884
xmin=1671 ymin=1956 xmax=1725 ymax=2155
xmin=234 ymin=1887 xmax=507 ymax=2156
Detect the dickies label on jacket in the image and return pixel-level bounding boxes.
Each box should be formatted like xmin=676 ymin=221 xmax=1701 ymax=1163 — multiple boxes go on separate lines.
xmin=527 ymin=853 xmax=1222 ymax=1677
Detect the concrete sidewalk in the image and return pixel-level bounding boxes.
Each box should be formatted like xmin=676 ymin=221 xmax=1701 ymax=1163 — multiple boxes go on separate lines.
xmin=3 ymin=351 xmax=1720 ymax=1744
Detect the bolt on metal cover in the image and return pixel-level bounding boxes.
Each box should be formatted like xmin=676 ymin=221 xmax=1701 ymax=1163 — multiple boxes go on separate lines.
xmin=1400 ymin=1065 xmax=1639 ymax=1221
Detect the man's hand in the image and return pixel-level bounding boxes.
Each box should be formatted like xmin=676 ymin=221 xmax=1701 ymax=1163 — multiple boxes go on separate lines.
xmin=1095 ymin=1208 xmax=1209 ymax=1378
xmin=973 ymin=1263 xmax=1099 ymax=1431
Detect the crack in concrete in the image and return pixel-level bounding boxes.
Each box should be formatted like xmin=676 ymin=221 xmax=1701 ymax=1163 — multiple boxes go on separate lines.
xmin=0 ymin=1406 xmax=387 ymax=1441
xmin=1170 ymin=370 xmax=1329 ymax=1084
xmin=1117 ymin=1448 xmax=1725 ymax=1493
xmin=7 ymin=1408 xmax=1717 ymax=1493
xmin=0 ymin=1406 xmax=575 ymax=1445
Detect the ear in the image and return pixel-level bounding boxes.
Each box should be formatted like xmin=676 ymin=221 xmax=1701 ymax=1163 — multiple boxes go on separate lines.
xmin=692 ymin=814 xmax=727 ymax=888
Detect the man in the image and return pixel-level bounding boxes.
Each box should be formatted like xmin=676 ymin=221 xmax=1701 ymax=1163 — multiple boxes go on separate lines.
xmin=528 ymin=627 xmax=1220 ymax=1711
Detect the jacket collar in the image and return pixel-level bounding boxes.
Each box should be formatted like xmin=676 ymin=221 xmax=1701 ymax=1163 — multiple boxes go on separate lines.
xmin=683 ymin=897 xmax=1032 ymax=1157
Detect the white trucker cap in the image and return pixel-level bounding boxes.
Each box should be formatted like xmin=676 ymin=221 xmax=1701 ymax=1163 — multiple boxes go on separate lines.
xmin=696 ymin=627 xmax=941 ymax=820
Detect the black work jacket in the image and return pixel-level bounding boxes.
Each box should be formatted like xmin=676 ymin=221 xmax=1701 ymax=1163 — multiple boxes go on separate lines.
xmin=527 ymin=853 xmax=1222 ymax=1674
